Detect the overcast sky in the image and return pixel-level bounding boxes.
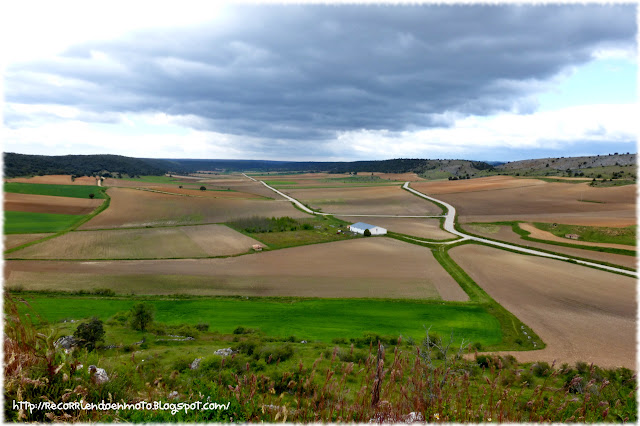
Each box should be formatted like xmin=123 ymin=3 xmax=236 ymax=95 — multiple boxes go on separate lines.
xmin=2 ymin=2 xmax=637 ymax=162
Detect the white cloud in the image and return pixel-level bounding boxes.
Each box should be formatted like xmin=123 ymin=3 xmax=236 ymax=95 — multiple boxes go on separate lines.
xmin=332 ymin=103 xmax=638 ymax=159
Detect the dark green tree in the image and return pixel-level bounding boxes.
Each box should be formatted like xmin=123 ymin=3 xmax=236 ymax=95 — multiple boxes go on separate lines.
xmin=200 ymin=186 xmax=206 ymax=191
xmin=364 ymin=229 xmax=371 ymax=237
xmin=89 ymin=193 xmax=95 ymax=199
xmin=130 ymin=303 xmax=154 ymax=332
xmin=73 ymin=317 xmax=105 ymax=351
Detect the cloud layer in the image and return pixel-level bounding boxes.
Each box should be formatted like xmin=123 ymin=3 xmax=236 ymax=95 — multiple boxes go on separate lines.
xmin=4 ymin=4 xmax=637 ymax=160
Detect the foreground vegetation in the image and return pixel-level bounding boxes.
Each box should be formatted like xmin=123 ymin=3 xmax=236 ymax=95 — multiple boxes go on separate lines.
xmin=5 ymin=294 xmax=636 ymax=423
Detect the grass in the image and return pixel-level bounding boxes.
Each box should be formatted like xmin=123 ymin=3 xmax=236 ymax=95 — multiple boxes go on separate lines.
xmin=4 ymin=182 xmax=106 ymax=199
xmin=4 ymin=211 xmax=86 ymax=234
xmin=14 ymin=293 xmax=503 ymax=346
xmin=227 ymin=215 xmax=356 ymax=250
xmin=532 ymin=222 xmax=636 ymax=246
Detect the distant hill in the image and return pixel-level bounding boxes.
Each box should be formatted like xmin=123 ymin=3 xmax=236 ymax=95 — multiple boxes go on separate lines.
xmin=3 ymin=153 xmax=175 ymax=178
xmin=496 ymin=152 xmax=636 ymax=173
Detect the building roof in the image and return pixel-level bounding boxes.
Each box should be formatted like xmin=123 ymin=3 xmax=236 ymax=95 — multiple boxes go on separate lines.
xmin=350 ymin=222 xmax=380 ymax=230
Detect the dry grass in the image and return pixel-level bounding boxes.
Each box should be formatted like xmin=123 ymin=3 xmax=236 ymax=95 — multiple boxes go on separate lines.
xmin=4 ymin=193 xmax=103 ymax=215
xmin=449 ymin=244 xmax=637 ymax=369
xmin=78 ymin=187 xmax=308 ymax=229
xmin=6 ymin=174 xmax=99 ymax=186
xmin=5 ymin=238 xmax=467 ymax=300
xmin=5 ymin=225 xmax=260 ymax=259
xmin=413 ymin=176 xmax=635 ymax=227
xmin=461 ymin=223 xmax=637 ymax=269
xmin=3 ymin=233 xmax=52 ymax=250
xmin=285 ymin=186 xmax=442 ymax=215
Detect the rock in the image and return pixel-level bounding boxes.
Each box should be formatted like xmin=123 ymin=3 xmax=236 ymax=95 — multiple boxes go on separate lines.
xmin=168 ymin=391 xmax=179 ymax=400
xmin=300 ymin=340 xmax=307 ymax=344
xmin=88 ymin=365 xmax=109 ymax=384
xmin=190 ymin=358 xmax=202 ymax=370
xmin=214 ymin=348 xmax=234 ymax=357
xmin=403 ymin=412 xmax=424 ymax=423
xmin=54 ymin=336 xmax=78 ymax=350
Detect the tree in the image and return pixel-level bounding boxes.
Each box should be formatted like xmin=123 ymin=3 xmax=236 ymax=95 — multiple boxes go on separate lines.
xmin=73 ymin=317 xmax=105 ymax=351
xmin=200 ymin=186 xmax=206 ymax=191
xmin=89 ymin=193 xmax=95 ymax=199
xmin=364 ymin=229 xmax=372 ymax=237
xmin=130 ymin=303 xmax=154 ymax=332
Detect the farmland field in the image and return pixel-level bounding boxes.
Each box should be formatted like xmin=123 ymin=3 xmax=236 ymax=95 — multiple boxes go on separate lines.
xmin=413 ymin=176 xmax=635 ymax=226
xmin=6 ymin=174 xmax=100 ymax=186
xmin=526 ymin=222 xmax=636 ymax=247
xmin=462 ymin=223 xmax=637 ymax=269
xmin=5 ymin=224 xmax=261 ymax=259
xmin=5 ymin=238 xmax=468 ymax=301
xmin=449 ymin=244 xmax=636 ymax=368
xmin=15 ymin=294 xmax=501 ymax=345
xmin=3 ymin=233 xmax=52 ymax=250
xmin=337 ymin=217 xmax=453 ymax=240
xmin=4 ymin=211 xmax=85 ymax=234
xmin=78 ymin=187 xmax=307 ymax=229
xmin=285 ymin=185 xmax=442 ymax=215
xmin=4 ymin=182 xmax=105 ymax=199
xmin=4 ymin=192 xmax=103 ymax=215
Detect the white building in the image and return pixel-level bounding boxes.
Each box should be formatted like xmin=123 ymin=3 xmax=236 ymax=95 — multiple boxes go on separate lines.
xmin=348 ymin=222 xmax=387 ymax=236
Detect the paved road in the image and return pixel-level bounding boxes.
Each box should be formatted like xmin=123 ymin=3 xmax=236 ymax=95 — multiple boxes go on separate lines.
xmin=242 ymin=173 xmax=257 ymax=182
xmin=403 ymin=182 xmax=637 ymax=277
xmin=259 ymin=179 xmax=635 ymax=276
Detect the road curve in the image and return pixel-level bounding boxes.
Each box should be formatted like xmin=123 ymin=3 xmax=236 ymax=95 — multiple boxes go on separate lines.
xmin=403 ymin=182 xmax=637 ymax=277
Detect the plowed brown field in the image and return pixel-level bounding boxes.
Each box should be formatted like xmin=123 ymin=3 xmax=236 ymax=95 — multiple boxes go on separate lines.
xmin=4 ymin=193 xmax=104 ymax=215
xmin=285 ymin=186 xmax=442 ymax=215
xmin=462 ymin=223 xmax=637 ymax=269
xmin=145 ymin=186 xmax=265 ymax=199
xmin=6 ymin=175 xmax=99 ymax=186
xmin=412 ymin=176 xmax=635 ymax=226
xmin=450 ymin=244 xmax=636 ymax=368
xmin=4 ymin=238 xmax=468 ymax=300
xmin=79 ymin=187 xmax=308 ymax=229
xmin=6 ymin=224 xmax=261 ymax=259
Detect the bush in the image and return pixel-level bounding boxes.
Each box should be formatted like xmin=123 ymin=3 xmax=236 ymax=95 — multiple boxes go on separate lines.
xmin=533 ymin=361 xmax=552 ymax=377
xmin=363 ymin=229 xmax=371 ymax=237
xmin=130 ymin=303 xmax=154 ymax=332
xmin=73 ymin=317 xmax=105 ymax=351
xmin=200 ymin=186 xmax=206 ymax=191
xmin=233 ymin=326 xmax=257 ymax=335
xmin=195 ymin=323 xmax=209 ymax=332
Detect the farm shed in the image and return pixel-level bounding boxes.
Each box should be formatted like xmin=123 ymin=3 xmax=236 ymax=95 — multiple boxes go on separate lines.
xmin=565 ymin=234 xmax=580 ymax=240
xmin=348 ymin=222 xmax=387 ymax=236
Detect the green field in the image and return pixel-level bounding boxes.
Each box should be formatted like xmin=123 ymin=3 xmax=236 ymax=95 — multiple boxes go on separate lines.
xmin=17 ymin=294 xmax=502 ymax=345
xmin=4 ymin=211 xmax=85 ymax=234
xmin=4 ymin=182 xmax=106 ymax=199
xmin=533 ymin=222 xmax=637 ymax=246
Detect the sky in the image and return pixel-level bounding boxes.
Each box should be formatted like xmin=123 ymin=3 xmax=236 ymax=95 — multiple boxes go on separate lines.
xmin=1 ymin=1 xmax=637 ymax=162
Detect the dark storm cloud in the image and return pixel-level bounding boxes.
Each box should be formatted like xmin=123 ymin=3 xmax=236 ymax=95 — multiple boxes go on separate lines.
xmin=5 ymin=4 xmax=636 ymax=142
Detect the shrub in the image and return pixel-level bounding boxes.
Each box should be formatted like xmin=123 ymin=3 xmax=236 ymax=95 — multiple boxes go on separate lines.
xmin=200 ymin=186 xmax=206 ymax=191
xmin=363 ymin=229 xmax=371 ymax=237
xmin=195 ymin=323 xmax=209 ymax=332
xmin=533 ymin=361 xmax=552 ymax=377
xmin=233 ymin=326 xmax=257 ymax=335
xmin=130 ymin=303 xmax=154 ymax=332
xmin=73 ymin=317 xmax=105 ymax=351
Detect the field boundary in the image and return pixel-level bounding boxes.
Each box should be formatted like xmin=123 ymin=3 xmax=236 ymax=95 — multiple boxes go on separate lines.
xmin=4 ymin=188 xmax=111 ymax=255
